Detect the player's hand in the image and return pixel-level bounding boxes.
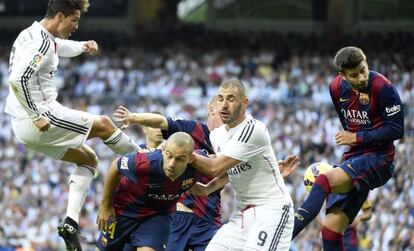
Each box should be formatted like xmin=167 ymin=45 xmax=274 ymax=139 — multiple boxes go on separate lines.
xmin=33 ymin=116 xmax=51 ymax=132
xmin=83 ymin=40 xmax=98 ymax=55
xmin=96 ymin=203 xmax=116 ymax=232
xmin=113 ymin=106 xmax=132 ymax=130
xmin=335 ymin=131 xmax=357 ymax=145
xmin=278 ymin=155 xmax=300 ymax=179
xmin=190 ymin=182 xmax=209 ymax=196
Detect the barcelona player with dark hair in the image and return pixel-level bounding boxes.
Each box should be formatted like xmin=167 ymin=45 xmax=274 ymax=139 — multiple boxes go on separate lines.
xmin=293 ymin=46 xmax=404 ymax=250
xmin=96 ymin=132 xmax=219 ymax=251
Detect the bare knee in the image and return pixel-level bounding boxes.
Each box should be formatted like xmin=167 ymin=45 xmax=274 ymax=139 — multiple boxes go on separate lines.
xmin=90 ymin=115 xmax=117 ymax=140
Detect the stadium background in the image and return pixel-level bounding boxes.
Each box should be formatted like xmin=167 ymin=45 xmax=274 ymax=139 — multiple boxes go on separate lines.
xmin=0 ymin=0 xmax=413 ymax=250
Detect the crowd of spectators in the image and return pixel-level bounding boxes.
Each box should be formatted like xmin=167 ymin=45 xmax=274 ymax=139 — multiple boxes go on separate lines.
xmin=0 ymin=0 xmax=128 ymax=17
xmin=0 ymin=28 xmax=413 ymax=251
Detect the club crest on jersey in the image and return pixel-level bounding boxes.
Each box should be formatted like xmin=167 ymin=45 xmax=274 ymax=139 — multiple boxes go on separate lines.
xmin=359 ymin=93 xmax=370 ymax=105
xmin=181 ymin=178 xmax=194 ymax=189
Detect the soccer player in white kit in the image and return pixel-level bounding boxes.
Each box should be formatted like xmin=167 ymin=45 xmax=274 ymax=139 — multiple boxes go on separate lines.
xmin=4 ymin=1 xmax=139 ymax=250
xmin=191 ymin=79 xmax=295 ymax=250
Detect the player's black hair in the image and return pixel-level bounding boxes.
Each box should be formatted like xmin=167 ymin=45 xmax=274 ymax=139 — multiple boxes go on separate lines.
xmin=334 ymin=46 xmax=366 ymax=72
xmin=45 ymin=0 xmax=89 ymax=18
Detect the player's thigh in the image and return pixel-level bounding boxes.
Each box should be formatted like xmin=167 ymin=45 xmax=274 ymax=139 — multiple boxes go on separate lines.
xmin=136 ymin=247 xmax=156 ymax=251
xmin=324 ymin=207 xmax=350 ymax=234
xmin=340 ymin=154 xmax=393 ymax=191
xmin=206 ymin=219 xmax=244 ymax=251
xmin=244 ymin=205 xmax=294 ymax=251
xmin=324 ymin=167 xmax=354 ymax=194
xmin=11 ymin=104 xmax=94 ymax=160
xmin=60 ymin=144 xmax=98 ymax=167
xmin=131 ymin=214 xmax=171 ymax=251
xmin=96 ymin=216 xmax=139 ymax=251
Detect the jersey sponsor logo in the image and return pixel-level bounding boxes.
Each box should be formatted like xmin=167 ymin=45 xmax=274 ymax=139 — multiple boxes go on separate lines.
xmin=227 ymin=162 xmax=252 ymax=175
xmin=385 ymin=104 xmax=401 ymax=116
xmin=28 ymin=52 xmax=43 ymax=70
xmin=340 ymin=109 xmax=371 ymax=125
xmin=148 ymin=193 xmax=180 ymax=200
xmin=120 ymin=157 xmax=129 ymax=170
xmin=181 ymin=178 xmax=194 ymax=189
xmin=339 ymin=97 xmax=350 ymax=102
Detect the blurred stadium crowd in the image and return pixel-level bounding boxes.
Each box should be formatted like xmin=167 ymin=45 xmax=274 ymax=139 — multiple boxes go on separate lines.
xmin=0 ymin=28 xmax=413 ymax=250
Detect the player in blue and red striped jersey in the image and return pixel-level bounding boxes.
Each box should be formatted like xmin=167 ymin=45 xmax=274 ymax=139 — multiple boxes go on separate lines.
xmin=293 ymin=46 xmax=404 ymax=250
xmin=114 ymin=98 xmax=223 ymax=251
xmin=95 ymin=132 xmax=218 ymax=251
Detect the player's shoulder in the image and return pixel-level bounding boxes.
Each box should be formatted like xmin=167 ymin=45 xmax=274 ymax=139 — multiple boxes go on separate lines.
xmin=329 ymin=75 xmax=344 ymax=90
xmin=369 ymin=71 xmax=393 ymax=91
xmin=136 ymin=149 xmax=162 ymax=162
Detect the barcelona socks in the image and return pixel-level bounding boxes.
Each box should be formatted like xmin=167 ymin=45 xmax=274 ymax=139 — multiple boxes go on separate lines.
xmin=292 ymin=174 xmax=331 ymax=239
xmin=322 ymin=226 xmax=344 ymax=251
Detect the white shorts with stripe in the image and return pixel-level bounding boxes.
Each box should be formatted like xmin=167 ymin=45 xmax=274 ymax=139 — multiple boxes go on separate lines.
xmin=206 ymin=203 xmax=293 ymax=251
xmin=11 ymin=101 xmax=94 ymax=160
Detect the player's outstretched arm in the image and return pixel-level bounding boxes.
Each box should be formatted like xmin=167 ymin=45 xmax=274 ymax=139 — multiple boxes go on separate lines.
xmin=191 ymin=152 xmax=241 ymax=177
xmin=113 ymin=106 xmax=168 ymax=130
xmin=55 ymin=38 xmax=98 ymax=57
xmin=97 ymin=158 xmax=120 ymax=232
xmin=190 ymin=174 xmax=229 ymax=196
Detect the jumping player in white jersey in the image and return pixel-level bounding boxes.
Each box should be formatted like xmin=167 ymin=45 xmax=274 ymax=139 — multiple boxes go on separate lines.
xmin=190 ymin=79 xmax=296 ymax=251
xmin=4 ymin=1 xmax=139 ymax=250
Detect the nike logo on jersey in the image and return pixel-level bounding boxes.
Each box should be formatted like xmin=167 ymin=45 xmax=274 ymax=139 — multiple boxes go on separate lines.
xmin=339 ymin=97 xmax=350 ymax=102
xmin=347 ymin=163 xmax=356 ymax=173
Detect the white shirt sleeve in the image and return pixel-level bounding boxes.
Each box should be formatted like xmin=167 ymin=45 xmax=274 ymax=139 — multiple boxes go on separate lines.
xmin=222 ymin=122 xmax=269 ymax=162
xmin=55 ymin=38 xmax=85 ymax=57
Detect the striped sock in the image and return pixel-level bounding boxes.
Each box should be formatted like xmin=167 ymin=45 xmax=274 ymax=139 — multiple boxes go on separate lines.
xmin=322 ymin=226 xmax=344 ymax=251
xmin=103 ymin=129 xmax=140 ymax=155
xmin=292 ymin=174 xmax=331 ymax=239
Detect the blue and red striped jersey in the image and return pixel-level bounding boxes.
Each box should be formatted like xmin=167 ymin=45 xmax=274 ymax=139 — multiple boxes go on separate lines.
xmin=162 ymin=117 xmax=222 ymax=226
xmin=329 ymin=71 xmax=404 ymax=161
xmin=113 ymin=150 xmax=204 ymax=220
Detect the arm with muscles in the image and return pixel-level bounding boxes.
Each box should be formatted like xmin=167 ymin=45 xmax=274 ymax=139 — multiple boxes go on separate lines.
xmin=10 ymin=40 xmax=50 ymax=130
xmin=190 ymin=174 xmax=229 ymax=196
xmin=55 ymin=38 xmax=98 ymax=57
xmin=96 ymin=158 xmax=121 ymax=232
xmin=113 ymin=106 xmax=168 ymax=130
xmin=336 ymin=84 xmax=404 ymax=145
xmin=192 ymin=125 xmax=270 ymax=177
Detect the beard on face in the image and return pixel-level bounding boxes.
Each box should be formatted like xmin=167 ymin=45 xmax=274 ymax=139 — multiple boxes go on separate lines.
xmin=221 ymin=103 xmax=242 ymax=124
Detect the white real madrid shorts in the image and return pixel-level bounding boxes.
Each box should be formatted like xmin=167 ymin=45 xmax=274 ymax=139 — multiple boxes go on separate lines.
xmin=206 ymin=203 xmax=294 ymax=251
xmin=11 ymin=102 xmax=94 ymax=160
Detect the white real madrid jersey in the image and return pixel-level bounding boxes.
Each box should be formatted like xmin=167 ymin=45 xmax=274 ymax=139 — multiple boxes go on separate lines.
xmin=5 ymin=21 xmax=85 ymax=120
xmin=210 ymin=114 xmax=293 ymax=209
